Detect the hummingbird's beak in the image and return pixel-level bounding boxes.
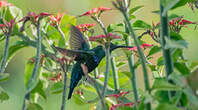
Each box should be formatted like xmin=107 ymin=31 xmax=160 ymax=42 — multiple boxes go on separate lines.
xmin=110 ymin=43 xmax=134 ymax=52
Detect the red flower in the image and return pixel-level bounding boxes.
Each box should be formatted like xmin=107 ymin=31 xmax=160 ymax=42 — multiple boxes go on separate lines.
xmin=123 ymin=102 xmax=134 ymax=107
xmin=80 ymin=7 xmax=112 ymax=17
xmin=178 ymin=19 xmax=193 ymax=25
xmin=0 ymin=18 xmax=16 ymax=33
xmin=119 ymin=91 xmax=129 ymax=96
xmin=110 ymin=103 xmax=122 ymax=110
xmin=108 ymin=91 xmax=130 ymax=99
xmin=110 ymin=102 xmax=135 ymax=110
xmin=20 ymin=12 xmax=51 ymax=24
xmin=141 ymin=43 xmax=153 ymax=47
xmin=49 ymin=13 xmax=64 ymax=26
xmin=0 ymin=1 xmax=12 ymax=8
xmin=89 ymin=33 xmax=120 ymax=42
xmin=108 ymin=94 xmax=120 ymax=99
xmin=128 ymin=43 xmax=153 ymax=51
xmin=76 ymin=23 xmax=96 ymax=32
xmin=98 ymin=6 xmax=112 ymax=11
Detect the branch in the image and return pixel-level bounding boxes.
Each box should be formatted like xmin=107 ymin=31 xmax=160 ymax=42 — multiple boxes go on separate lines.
xmin=0 ymin=33 xmax=10 ymax=74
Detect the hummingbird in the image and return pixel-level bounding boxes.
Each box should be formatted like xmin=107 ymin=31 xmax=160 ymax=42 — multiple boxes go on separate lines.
xmin=53 ymin=25 xmax=133 ymax=99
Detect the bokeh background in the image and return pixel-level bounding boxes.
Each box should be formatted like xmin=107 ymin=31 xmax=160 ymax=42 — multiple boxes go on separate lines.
xmin=0 ymin=0 xmax=198 ymax=110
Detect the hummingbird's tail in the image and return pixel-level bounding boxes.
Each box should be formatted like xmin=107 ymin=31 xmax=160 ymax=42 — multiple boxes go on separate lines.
xmin=68 ymin=63 xmax=83 ymax=99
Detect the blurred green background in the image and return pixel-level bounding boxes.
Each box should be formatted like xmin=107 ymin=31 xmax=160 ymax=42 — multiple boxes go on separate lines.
xmin=0 ymin=0 xmax=198 ymax=110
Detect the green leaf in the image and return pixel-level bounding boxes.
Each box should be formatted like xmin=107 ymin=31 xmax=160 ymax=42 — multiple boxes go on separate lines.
xmin=170 ymin=32 xmax=184 ymax=40
xmin=171 ymin=0 xmax=194 ymax=10
xmin=147 ymin=46 xmax=161 ymax=57
xmin=183 ymin=85 xmax=198 ymax=107
xmin=169 ymin=73 xmax=198 ymax=107
xmin=152 ymin=78 xmax=181 ymax=91
xmin=3 ymin=6 xmax=23 ymax=34
xmin=161 ymin=0 xmax=180 ymax=16
xmin=31 ymin=80 xmax=46 ymax=99
xmin=0 ymin=73 xmax=10 ymax=82
xmin=129 ymin=5 xmax=144 ymax=15
xmin=50 ymin=82 xmax=63 ymax=94
xmin=107 ymin=23 xmax=124 ymax=33
xmin=24 ymin=60 xmax=41 ymax=94
xmin=174 ymin=62 xmax=190 ymax=75
xmin=164 ymin=37 xmax=188 ymax=49
xmin=129 ymin=15 xmax=136 ymax=20
xmin=168 ymin=14 xmax=180 ymax=21
xmin=157 ymin=57 xmax=164 ymax=66
xmin=24 ymin=60 xmax=35 ymax=87
xmin=133 ymin=20 xmax=151 ymax=30
xmin=7 ymin=40 xmax=28 ymax=62
xmin=73 ymin=94 xmax=86 ymax=105
xmin=27 ymin=103 xmax=43 ymax=110
xmin=46 ymin=14 xmax=76 ymax=47
xmin=0 ymin=89 xmax=9 ymax=103
xmin=156 ymin=103 xmax=180 ymax=110
xmin=121 ymin=71 xmax=132 ymax=78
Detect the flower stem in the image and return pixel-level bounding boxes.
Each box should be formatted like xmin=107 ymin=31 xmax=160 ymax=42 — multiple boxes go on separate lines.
xmin=159 ymin=0 xmax=174 ymax=99
xmin=56 ymin=25 xmax=67 ymax=47
xmin=111 ymin=57 xmax=119 ymax=92
xmin=123 ymin=1 xmax=139 ymax=109
xmin=93 ymin=17 xmax=112 ymax=109
xmin=60 ymin=64 xmax=68 ymax=110
xmin=121 ymin=7 xmax=151 ymax=110
xmin=124 ymin=24 xmax=139 ymax=110
xmin=0 ymin=34 xmax=10 ymax=74
xmin=22 ymin=21 xmax=42 ymax=110
xmin=159 ymin=1 xmax=174 ymax=77
xmin=16 ymin=33 xmax=58 ymax=62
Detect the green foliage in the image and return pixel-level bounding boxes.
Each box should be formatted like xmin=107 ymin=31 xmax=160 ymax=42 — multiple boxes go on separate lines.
xmin=27 ymin=103 xmax=43 ymax=110
xmin=50 ymin=82 xmax=63 ymax=94
xmin=0 ymin=88 xmax=9 ymax=103
xmin=0 ymin=0 xmax=197 ymax=110
xmin=133 ymin=20 xmax=151 ymax=30
xmin=0 ymin=73 xmax=9 ymax=82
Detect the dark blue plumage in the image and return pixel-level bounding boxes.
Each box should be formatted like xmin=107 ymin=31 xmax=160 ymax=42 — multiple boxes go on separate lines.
xmin=54 ymin=25 xmax=133 ymax=99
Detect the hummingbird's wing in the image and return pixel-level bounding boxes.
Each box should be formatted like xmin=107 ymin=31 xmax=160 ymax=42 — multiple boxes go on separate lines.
xmin=53 ymin=46 xmax=94 ymax=57
xmin=69 ymin=25 xmax=90 ymax=51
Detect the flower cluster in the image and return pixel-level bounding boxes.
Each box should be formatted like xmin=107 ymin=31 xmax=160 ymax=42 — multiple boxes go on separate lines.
xmin=29 ymin=54 xmax=45 ymax=66
xmin=76 ymin=23 xmax=96 ymax=32
xmin=20 ymin=12 xmax=51 ymax=24
xmin=127 ymin=43 xmax=153 ymax=51
xmin=108 ymin=91 xmax=130 ymax=99
xmin=155 ymin=17 xmax=196 ymax=33
xmin=0 ymin=19 xmax=16 ymax=35
xmin=19 ymin=12 xmax=51 ymax=32
xmin=110 ymin=102 xmax=135 ymax=110
xmin=79 ymin=6 xmax=112 ymax=17
xmin=89 ymin=33 xmax=120 ymax=43
xmin=50 ymin=73 xmax=62 ymax=82
xmin=49 ymin=13 xmax=64 ymax=26
xmin=0 ymin=1 xmax=12 ymax=8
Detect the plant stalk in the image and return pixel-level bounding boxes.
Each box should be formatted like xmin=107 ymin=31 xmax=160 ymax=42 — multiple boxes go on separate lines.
xmin=0 ymin=34 xmax=10 ymax=74
xmin=121 ymin=7 xmax=151 ymax=110
xmin=61 ymin=64 xmax=68 ymax=110
xmin=56 ymin=25 xmax=67 ymax=47
xmin=123 ymin=0 xmax=139 ymax=109
xmin=159 ymin=0 xmax=174 ymax=99
xmin=22 ymin=21 xmax=42 ymax=110
xmin=124 ymin=26 xmax=139 ymax=110
xmin=111 ymin=57 xmax=119 ymax=92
